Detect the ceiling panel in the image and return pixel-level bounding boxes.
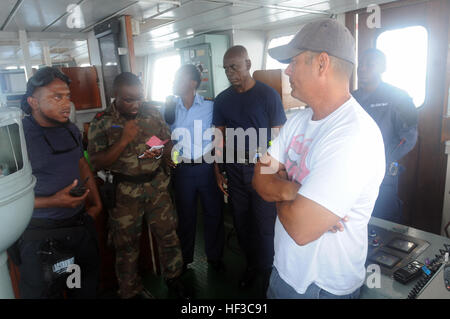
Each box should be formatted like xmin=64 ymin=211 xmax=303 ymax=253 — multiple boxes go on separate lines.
xmin=232 ymin=9 xmax=310 ymax=30
xmin=140 ymin=4 xmax=322 ymax=43
xmin=138 ymin=0 xmax=337 ymax=42
xmin=282 ymin=0 xmax=396 ymax=13
xmin=121 ymin=1 xmax=161 ymax=21
xmin=45 ymin=0 xmax=139 ymax=32
xmin=137 ymin=1 xmax=224 ymax=34
xmin=276 ymin=0 xmax=328 ymax=7
xmin=201 ymin=0 xmax=313 ymax=5
xmin=0 ymin=0 xmax=19 ymax=30
xmin=1 ymin=0 xmax=399 ymax=33
xmin=144 ymin=5 xmax=251 ymax=39
xmin=193 ymin=0 xmax=330 ymax=9
xmin=232 ymin=0 xmax=292 ymax=4
xmin=300 ymin=2 xmax=331 ymax=11
xmin=154 ymin=0 xmax=223 ymax=20
xmin=226 ymin=7 xmax=304 ymax=26
xmin=246 ymin=12 xmax=318 ymax=31
xmin=5 ymin=0 xmax=76 ymax=32
xmin=195 ymin=7 xmax=286 ymax=33
xmin=0 ymin=0 xmax=400 ymax=64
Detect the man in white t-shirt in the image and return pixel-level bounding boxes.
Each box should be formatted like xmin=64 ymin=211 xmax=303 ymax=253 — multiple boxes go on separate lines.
xmin=252 ymin=18 xmax=386 ymax=299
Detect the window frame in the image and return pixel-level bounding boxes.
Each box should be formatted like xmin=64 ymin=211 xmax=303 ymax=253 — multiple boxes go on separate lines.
xmin=148 ymin=51 xmax=181 ymax=103
xmin=264 ymin=33 xmax=296 ymax=70
xmin=374 ymin=24 xmax=429 ymax=109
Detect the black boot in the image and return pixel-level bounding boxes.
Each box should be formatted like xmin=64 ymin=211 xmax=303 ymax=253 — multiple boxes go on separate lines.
xmin=239 ymin=266 xmax=257 ymax=289
xmin=166 ymin=276 xmax=193 ymax=300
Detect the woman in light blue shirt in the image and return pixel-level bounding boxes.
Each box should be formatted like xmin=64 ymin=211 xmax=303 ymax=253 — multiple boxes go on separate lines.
xmin=163 ymin=64 xmax=225 ymax=272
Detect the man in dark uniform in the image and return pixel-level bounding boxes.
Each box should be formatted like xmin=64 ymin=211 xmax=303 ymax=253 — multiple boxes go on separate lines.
xmin=163 ymin=64 xmax=225 ymax=271
xmin=213 ymin=45 xmax=287 ymax=296
xmin=18 ymin=67 xmax=102 ymax=298
xmin=353 ymin=48 xmax=418 ymax=223
xmin=88 ymin=72 xmax=189 ymax=299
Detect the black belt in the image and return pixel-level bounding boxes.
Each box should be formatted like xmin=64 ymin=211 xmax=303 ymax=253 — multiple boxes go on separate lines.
xmin=177 ymin=157 xmax=208 ymax=166
xmin=112 ymin=169 xmax=160 ymax=184
xmin=22 ymin=211 xmax=88 ymax=241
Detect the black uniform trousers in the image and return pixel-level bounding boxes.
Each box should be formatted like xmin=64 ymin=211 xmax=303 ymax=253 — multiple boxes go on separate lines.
xmin=17 ymin=212 xmax=99 ymax=299
xmin=173 ymin=162 xmax=224 ymax=264
xmin=225 ymin=163 xmax=276 ymax=272
xmin=372 ymin=174 xmax=403 ymax=224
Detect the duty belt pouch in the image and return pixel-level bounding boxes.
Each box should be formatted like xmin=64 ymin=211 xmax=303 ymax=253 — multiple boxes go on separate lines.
xmin=22 ymin=214 xmax=85 ymax=296
xmin=99 ymin=176 xmax=117 ymax=210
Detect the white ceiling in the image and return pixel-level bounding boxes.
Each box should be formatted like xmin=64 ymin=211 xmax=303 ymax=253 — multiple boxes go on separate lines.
xmin=0 ymin=0 xmax=397 ymax=67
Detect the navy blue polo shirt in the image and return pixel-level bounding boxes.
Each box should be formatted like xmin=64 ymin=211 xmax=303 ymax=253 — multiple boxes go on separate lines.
xmin=213 ymin=80 xmax=286 ymax=152
xmin=22 ymin=115 xmax=84 ymax=219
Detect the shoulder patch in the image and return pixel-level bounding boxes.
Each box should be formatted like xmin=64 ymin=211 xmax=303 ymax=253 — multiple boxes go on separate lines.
xmin=95 ymin=111 xmax=105 ymax=120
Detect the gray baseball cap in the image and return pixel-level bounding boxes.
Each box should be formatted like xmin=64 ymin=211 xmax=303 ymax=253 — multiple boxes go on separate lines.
xmin=268 ymin=18 xmax=356 ymax=65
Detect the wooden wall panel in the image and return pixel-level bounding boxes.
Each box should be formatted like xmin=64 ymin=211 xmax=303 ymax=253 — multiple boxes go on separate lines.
xmin=124 ymin=15 xmax=136 ymax=75
xmin=253 ymin=69 xmax=305 ymax=109
xmin=442 ymin=117 xmax=450 ymax=142
xmin=61 ymin=67 xmax=102 ymax=110
xmin=253 ymin=69 xmax=281 ymax=96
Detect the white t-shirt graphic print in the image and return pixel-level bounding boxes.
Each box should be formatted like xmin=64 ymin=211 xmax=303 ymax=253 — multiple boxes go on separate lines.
xmin=268 ymin=97 xmax=385 ymax=296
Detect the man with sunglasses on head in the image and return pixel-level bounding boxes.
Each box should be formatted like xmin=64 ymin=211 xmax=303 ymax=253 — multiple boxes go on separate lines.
xmin=17 ymin=67 xmax=102 ymax=298
xmin=88 ymin=72 xmax=190 ymax=299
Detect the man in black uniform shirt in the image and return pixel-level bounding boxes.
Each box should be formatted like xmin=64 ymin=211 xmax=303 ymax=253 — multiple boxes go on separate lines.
xmin=213 ymin=45 xmax=287 ymax=295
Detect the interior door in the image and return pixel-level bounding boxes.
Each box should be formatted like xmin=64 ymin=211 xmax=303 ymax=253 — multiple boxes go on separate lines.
xmin=61 ymin=66 xmax=102 ymax=110
xmin=346 ymin=0 xmax=450 ymax=234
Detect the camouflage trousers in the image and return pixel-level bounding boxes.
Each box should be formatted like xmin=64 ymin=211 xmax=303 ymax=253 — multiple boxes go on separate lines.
xmin=108 ymin=171 xmax=183 ymax=299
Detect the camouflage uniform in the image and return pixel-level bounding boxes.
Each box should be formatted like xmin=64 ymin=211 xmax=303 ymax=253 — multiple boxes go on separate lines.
xmin=87 ymin=102 xmax=182 ymax=299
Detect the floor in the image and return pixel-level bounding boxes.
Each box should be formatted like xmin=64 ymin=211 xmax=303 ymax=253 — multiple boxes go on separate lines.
xmin=142 ymin=202 xmax=263 ymax=299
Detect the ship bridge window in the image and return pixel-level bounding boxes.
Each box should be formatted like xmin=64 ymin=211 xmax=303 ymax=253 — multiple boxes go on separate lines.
xmin=376 ymin=26 xmax=428 ymax=107
xmin=151 ymin=53 xmax=181 ymax=102
xmin=265 ymin=34 xmax=295 ymax=70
